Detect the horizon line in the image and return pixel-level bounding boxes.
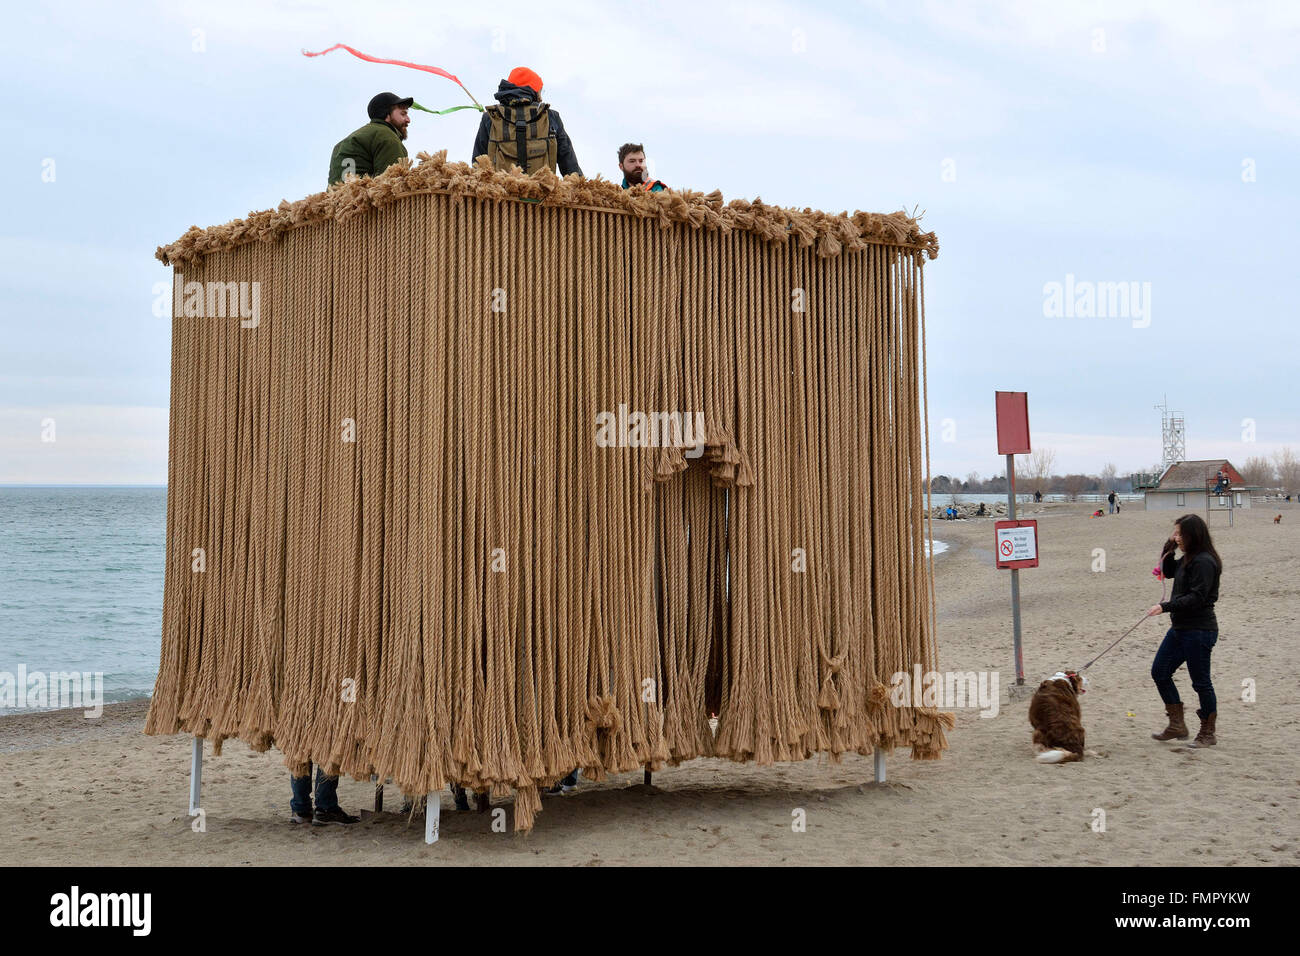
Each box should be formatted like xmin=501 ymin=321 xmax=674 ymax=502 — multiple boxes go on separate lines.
xmin=0 ymin=483 xmax=168 ymax=488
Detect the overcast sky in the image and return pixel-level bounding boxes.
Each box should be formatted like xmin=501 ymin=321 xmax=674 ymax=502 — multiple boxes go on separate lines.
xmin=2 ymin=0 xmax=1296 ymax=484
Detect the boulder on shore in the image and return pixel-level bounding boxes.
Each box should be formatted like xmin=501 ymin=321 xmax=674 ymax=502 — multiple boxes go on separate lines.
xmin=929 ymin=502 xmax=1009 ymax=519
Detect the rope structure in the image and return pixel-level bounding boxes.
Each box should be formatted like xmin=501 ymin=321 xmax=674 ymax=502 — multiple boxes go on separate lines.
xmin=146 ymin=153 xmax=952 ymax=831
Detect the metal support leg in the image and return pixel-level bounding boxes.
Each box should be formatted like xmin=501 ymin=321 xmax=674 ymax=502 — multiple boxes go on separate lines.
xmin=425 ymin=792 xmax=440 ymax=844
xmin=372 ymin=774 xmax=383 ymax=812
xmin=644 ymin=766 xmax=652 ymax=786
xmin=873 ymin=748 xmax=886 ymax=784
xmin=189 ymin=737 xmax=203 ymax=815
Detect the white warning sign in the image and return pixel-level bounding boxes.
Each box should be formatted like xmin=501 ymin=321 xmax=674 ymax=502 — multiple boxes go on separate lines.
xmin=995 ymin=523 xmax=1038 ymax=566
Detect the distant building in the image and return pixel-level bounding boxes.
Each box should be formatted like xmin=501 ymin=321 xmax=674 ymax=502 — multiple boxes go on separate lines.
xmin=1145 ymin=459 xmax=1252 ymax=511
xmin=1130 ymin=470 xmax=1161 ymax=491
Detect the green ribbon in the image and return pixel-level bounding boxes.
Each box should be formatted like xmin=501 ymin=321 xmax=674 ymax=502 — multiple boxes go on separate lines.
xmin=411 ymin=100 xmax=483 ymax=115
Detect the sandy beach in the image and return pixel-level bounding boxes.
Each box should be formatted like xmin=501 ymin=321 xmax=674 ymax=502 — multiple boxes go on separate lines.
xmin=3 ymin=500 xmax=1296 ymax=866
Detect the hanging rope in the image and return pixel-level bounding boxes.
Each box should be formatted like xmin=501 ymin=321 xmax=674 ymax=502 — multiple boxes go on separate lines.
xmin=145 ymin=156 xmax=944 ymax=831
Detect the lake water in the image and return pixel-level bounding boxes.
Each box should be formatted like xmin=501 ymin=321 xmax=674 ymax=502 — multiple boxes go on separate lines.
xmin=922 ymin=491 xmax=1143 ymax=507
xmin=0 ymin=485 xmax=950 ymax=711
xmin=0 ymin=486 xmax=166 ymax=710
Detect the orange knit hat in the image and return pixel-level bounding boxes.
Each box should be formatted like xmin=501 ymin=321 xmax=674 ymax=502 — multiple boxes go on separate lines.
xmin=507 ymin=67 xmax=543 ymax=95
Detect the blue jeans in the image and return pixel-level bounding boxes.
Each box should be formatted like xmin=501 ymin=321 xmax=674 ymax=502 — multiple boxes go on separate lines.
xmin=1151 ymin=628 xmax=1218 ymax=715
xmin=290 ymin=765 xmax=340 ymax=815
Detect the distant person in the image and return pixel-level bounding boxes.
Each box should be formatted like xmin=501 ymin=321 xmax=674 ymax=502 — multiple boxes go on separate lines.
xmin=290 ymin=763 xmax=359 ymax=826
xmin=472 ymin=67 xmax=582 ymax=176
xmin=976 ymin=502 xmax=986 ymax=516
xmin=1108 ymin=490 xmax=1116 ymax=514
xmin=328 ymin=92 xmax=413 ymax=186
xmin=617 ymin=143 xmax=667 ymax=192
xmin=1147 ymin=514 xmax=1222 ymax=748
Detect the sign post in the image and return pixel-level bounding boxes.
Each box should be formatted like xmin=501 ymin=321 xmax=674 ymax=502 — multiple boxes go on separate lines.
xmin=995 ymin=392 xmax=1032 ymax=693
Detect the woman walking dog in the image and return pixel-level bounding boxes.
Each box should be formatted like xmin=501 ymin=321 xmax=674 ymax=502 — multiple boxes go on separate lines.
xmin=1146 ymin=514 xmax=1223 ymax=747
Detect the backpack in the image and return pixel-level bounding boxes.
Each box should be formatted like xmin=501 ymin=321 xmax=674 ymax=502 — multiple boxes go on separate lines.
xmin=485 ymin=100 xmax=558 ymax=174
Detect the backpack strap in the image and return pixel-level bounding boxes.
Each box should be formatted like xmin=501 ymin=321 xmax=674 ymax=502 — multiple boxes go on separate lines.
xmin=513 ymin=104 xmax=529 ymax=173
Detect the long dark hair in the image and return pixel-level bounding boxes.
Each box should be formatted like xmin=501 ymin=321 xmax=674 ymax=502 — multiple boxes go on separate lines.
xmin=1175 ymin=514 xmax=1223 ymax=571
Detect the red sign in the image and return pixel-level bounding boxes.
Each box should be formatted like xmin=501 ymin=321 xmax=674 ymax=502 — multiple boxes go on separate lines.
xmin=995 ymin=519 xmax=1038 ymax=569
xmin=995 ymin=391 xmax=1030 ymax=455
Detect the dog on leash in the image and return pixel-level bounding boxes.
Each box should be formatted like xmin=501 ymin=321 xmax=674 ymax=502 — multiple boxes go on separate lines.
xmin=1029 ymin=671 xmax=1088 ymax=764
xmin=1276 ymin=514 xmax=1283 ymax=524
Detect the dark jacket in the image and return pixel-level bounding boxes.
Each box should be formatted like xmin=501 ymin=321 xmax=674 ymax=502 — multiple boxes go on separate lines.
xmin=472 ymin=81 xmax=583 ymax=177
xmin=1160 ymin=550 xmax=1221 ymax=630
xmin=328 ymin=119 xmax=407 ymax=186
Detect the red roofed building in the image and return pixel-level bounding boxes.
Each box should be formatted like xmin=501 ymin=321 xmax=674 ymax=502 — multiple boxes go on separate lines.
xmin=1146 ymin=459 xmax=1251 ymax=511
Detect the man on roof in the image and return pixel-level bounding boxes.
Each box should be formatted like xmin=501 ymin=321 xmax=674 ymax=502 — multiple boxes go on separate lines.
xmin=472 ymin=67 xmax=583 ymax=177
xmin=617 ymin=143 xmax=667 ymax=192
xmin=327 ymin=92 xmax=413 ymax=187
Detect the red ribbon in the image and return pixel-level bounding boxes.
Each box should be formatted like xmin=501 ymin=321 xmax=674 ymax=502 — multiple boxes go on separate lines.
xmin=302 ymin=43 xmax=480 ymax=106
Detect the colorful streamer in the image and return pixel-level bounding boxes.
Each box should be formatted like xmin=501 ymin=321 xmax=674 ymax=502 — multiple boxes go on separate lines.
xmin=303 ymin=43 xmax=483 ymax=109
xmin=412 ymin=101 xmax=483 ymax=115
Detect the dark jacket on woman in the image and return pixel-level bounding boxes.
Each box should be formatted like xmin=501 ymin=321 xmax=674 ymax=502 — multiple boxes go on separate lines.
xmin=1160 ymin=550 xmax=1221 ymax=630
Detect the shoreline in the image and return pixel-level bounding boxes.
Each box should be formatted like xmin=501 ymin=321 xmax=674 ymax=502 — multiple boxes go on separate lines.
xmin=0 ymin=699 xmax=151 ymax=756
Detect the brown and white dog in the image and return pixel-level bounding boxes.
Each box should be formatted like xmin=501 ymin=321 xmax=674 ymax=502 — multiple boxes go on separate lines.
xmin=1029 ymin=671 xmax=1088 ymax=764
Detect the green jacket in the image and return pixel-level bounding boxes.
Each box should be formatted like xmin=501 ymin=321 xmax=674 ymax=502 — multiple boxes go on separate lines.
xmin=328 ymin=120 xmax=407 ymax=186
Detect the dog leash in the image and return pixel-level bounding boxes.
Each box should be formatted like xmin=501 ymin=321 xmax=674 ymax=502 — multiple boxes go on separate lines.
xmin=1079 ymin=543 xmax=1171 ymax=672
xmin=1078 ymin=614 xmax=1149 ymax=672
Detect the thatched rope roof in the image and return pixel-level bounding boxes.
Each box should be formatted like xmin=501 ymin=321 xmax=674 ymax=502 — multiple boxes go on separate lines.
xmin=156 ymin=151 xmax=939 ymax=268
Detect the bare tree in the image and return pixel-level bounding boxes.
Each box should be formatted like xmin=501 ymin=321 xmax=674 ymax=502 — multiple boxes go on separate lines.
xmin=1024 ymin=447 xmax=1056 ymax=495
xmin=1275 ymin=447 xmax=1300 ymax=495
xmin=965 ymin=470 xmax=982 ymax=493
xmin=1240 ymin=455 xmax=1276 ymax=489
xmin=1062 ymin=473 xmax=1088 ymax=500
xmin=1100 ymin=461 xmax=1118 ymax=490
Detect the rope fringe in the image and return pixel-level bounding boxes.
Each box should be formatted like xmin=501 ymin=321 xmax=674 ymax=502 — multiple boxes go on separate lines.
xmin=156 ymin=152 xmax=939 ymax=268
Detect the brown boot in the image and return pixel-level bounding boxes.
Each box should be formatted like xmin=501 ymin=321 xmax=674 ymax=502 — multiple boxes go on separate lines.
xmin=1151 ymin=703 xmax=1189 ymax=740
xmin=1188 ymin=710 xmax=1217 ymax=748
